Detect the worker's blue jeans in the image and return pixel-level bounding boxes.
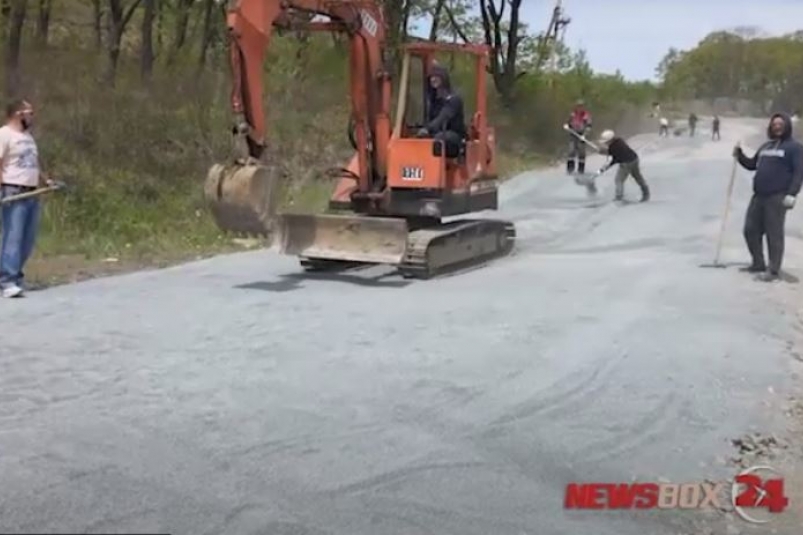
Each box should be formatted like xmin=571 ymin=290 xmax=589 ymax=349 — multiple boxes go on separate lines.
xmin=0 ymin=185 xmax=40 ymax=288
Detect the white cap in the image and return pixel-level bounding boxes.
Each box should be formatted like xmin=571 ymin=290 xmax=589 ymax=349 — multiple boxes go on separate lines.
xmin=599 ymin=129 xmax=615 ymax=143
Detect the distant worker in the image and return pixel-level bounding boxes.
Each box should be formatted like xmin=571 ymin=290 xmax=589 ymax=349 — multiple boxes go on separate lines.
xmin=417 ymin=64 xmax=466 ymax=159
xmin=733 ymin=113 xmax=803 ymax=282
xmin=595 ymin=129 xmax=650 ymax=203
xmin=712 ymin=115 xmax=720 ymax=140
xmin=688 ymin=113 xmax=698 ymax=136
xmin=659 ymin=117 xmax=669 ymax=137
xmin=565 ymin=99 xmax=592 ymax=175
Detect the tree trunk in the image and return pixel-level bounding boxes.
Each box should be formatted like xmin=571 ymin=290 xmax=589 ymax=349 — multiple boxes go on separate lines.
xmin=1 ymin=0 xmax=11 ymax=42
xmin=168 ymin=0 xmax=192 ymax=64
xmin=140 ymin=0 xmax=154 ymax=82
xmin=382 ymin=0 xmax=411 ymax=76
xmin=92 ymin=0 xmax=103 ymax=49
xmin=35 ymin=0 xmax=50 ymax=48
xmin=478 ymin=0 xmax=523 ymax=107
xmin=428 ymin=0 xmax=445 ymax=40
xmin=196 ymin=0 xmax=216 ymax=72
xmin=155 ymin=0 xmax=163 ymax=56
xmin=105 ymin=0 xmax=143 ymax=86
xmin=5 ymin=0 xmax=27 ymax=98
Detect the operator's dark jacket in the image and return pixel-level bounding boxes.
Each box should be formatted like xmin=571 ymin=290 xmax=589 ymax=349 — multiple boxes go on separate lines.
xmin=424 ymin=65 xmax=467 ymax=139
xmin=737 ymin=113 xmax=803 ymax=197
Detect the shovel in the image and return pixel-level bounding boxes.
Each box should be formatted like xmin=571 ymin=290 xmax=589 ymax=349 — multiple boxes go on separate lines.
xmin=0 ymin=180 xmax=67 ymax=204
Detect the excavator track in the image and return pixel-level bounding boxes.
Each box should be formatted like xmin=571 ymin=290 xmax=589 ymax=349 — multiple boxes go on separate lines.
xmin=398 ymin=219 xmax=516 ymax=279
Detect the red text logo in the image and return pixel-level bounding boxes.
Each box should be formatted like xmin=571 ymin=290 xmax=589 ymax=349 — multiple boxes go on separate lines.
xmin=732 ymin=465 xmax=789 ymax=524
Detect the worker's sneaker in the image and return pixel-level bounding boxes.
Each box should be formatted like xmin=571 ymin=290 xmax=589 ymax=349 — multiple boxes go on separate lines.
xmin=2 ymin=284 xmax=24 ymax=298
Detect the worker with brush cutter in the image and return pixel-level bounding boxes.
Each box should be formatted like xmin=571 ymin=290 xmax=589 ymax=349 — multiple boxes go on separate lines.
xmin=594 ymin=129 xmax=650 ymax=203
xmin=733 ymin=113 xmax=803 ymax=282
xmin=565 ymin=99 xmax=593 ymax=175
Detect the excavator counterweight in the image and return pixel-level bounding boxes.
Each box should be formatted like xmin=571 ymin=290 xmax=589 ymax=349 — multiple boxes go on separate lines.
xmin=203 ymin=0 xmax=516 ymax=278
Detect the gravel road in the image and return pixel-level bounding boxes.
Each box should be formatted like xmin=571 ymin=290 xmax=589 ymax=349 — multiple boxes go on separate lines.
xmin=1 ymin=118 xmax=802 ymax=535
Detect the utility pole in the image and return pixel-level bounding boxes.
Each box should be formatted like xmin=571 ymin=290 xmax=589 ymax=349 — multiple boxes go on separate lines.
xmin=538 ymin=0 xmax=571 ymax=85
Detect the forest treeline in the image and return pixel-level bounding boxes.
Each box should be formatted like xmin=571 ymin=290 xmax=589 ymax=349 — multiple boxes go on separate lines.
xmin=656 ymin=26 xmax=803 ymax=115
xmin=0 ymin=2 xmax=794 ymax=264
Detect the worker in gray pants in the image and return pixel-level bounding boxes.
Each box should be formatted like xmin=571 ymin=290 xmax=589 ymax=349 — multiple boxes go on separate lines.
xmin=596 ymin=129 xmax=650 ymax=202
xmin=734 ymin=113 xmax=803 ymax=281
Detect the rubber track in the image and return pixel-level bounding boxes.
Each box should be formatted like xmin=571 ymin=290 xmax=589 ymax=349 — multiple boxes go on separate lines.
xmin=398 ymin=219 xmax=516 ymax=279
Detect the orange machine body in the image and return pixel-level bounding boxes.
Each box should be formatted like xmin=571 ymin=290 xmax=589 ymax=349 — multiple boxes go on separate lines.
xmin=206 ymin=0 xmax=515 ymax=276
xmin=327 ymin=41 xmax=499 ymax=219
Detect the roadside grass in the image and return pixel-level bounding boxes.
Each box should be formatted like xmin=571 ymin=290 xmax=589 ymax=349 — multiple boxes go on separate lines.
xmin=5 ymin=40 xmax=644 ymax=288
xmin=24 ymin=143 xmax=548 ymax=288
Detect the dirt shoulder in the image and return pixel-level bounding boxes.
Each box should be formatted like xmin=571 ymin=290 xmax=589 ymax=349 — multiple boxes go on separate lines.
xmin=24 ymin=240 xmax=260 ymax=289
xmin=720 ymin=243 xmax=803 ymax=534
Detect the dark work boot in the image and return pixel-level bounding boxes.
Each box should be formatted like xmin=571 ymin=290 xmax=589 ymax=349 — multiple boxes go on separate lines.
xmin=739 ymin=263 xmax=766 ymax=273
xmin=566 ymin=160 xmax=575 ymax=174
xmin=640 ymin=189 xmax=650 ymax=202
xmin=578 ymin=161 xmax=586 ymax=174
xmin=756 ymin=270 xmax=780 ymax=282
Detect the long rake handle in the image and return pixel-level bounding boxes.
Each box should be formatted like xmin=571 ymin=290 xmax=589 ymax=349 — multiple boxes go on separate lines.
xmin=563 ymin=124 xmax=600 ymax=152
xmin=713 ymin=158 xmax=738 ymax=265
xmin=0 ymin=185 xmax=62 ymax=204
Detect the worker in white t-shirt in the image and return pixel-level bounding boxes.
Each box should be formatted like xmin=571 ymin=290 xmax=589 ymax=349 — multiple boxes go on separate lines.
xmin=0 ymin=99 xmax=48 ymax=297
xmin=659 ymin=117 xmax=669 ymax=137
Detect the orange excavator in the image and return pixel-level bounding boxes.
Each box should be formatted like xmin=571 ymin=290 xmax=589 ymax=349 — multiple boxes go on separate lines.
xmin=204 ymin=0 xmax=516 ymax=278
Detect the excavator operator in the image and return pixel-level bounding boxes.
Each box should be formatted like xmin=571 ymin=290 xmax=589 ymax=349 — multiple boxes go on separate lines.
xmin=417 ymin=65 xmax=467 ymax=158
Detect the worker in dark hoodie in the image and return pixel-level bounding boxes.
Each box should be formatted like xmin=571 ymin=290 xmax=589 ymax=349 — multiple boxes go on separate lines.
xmin=733 ymin=113 xmax=803 ymax=282
xmin=417 ymin=64 xmax=467 ymax=159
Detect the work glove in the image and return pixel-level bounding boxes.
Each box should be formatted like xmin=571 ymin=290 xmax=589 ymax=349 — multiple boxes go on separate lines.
xmin=416 ymin=127 xmax=429 ymax=138
xmin=784 ymin=195 xmax=796 ymax=209
xmin=732 ymin=143 xmax=741 ymax=158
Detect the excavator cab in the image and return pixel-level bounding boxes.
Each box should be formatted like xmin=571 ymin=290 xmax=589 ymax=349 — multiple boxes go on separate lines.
xmin=382 ymin=43 xmax=498 ymax=220
xmin=204 ymin=1 xmax=514 ymax=278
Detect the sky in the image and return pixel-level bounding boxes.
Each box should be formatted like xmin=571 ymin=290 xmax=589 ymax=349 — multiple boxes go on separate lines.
xmin=517 ymin=0 xmax=803 ymax=81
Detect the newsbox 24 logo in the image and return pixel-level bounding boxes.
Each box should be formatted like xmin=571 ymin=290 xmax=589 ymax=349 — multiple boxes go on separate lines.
xmin=565 ymin=464 xmax=789 ymax=523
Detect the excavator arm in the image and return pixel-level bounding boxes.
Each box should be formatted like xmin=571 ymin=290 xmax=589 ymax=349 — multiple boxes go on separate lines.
xmin=225 ymin=0 xmax=390 ymax=194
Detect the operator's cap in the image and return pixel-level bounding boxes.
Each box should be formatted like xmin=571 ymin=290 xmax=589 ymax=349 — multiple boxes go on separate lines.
xmin=599 ymin=129 xmax=615 ymax=143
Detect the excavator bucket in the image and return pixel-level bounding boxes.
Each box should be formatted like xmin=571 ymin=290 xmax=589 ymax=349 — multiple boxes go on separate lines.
xmin=274 ymin=213 xmax=410 ymax=265
xmin=204 ymin=163 xmax=284 ymax=236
